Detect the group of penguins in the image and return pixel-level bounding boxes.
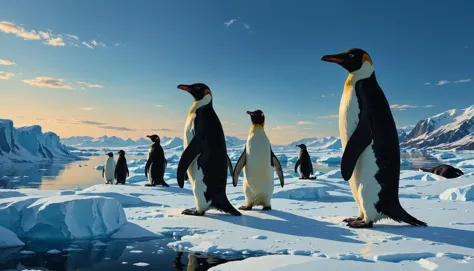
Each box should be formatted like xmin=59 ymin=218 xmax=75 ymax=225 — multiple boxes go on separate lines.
xmin=99 ymin=48 xmax=439 ymax=229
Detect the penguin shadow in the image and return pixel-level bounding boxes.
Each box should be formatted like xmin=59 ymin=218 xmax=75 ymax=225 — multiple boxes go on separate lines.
xmin=146 ymin=183 xmax=194 ymax=196
xmin=373 ymin=225 xmax=474 ymax=249
xmin=208 ymin=209 xmax=364 ymax=244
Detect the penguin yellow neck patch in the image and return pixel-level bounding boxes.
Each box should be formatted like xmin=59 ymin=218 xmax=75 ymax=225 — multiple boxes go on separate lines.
xmin=362 ymin=54 xmax=373 ymax=65
xmin=344 ymin=73 xmax=354 ymax=90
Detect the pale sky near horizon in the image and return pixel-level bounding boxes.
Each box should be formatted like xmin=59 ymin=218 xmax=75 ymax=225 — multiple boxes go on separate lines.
xmin=1 ymin=1 xmax=473 ymax=144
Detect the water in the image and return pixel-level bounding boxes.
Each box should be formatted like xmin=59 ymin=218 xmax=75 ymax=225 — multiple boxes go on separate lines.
xmin=0 ymin=238 xmax=244 ymax=271
xmin=0 ymin=150 xmax=442 ymax=190
xmin=0 ymin=154 xmax=145 ymax=190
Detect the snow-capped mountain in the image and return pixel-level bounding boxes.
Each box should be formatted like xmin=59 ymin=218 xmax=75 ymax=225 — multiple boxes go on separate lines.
xmin=161 ymin=137 xmax=183 ymax=149
xmin=397 ymin=125 xmax=415 ymax=142
xmin=62 ymin=135 xmax=152 ymax=147
xmin=401 ymin=105 xmax=474 ymax=150
xmin=285 ymin=136 xmax=341 ymax=149
xmin=225 ymin=136 xmax=246 ymax=148
xmin=0 ymin=119 xmax=77 ymax=164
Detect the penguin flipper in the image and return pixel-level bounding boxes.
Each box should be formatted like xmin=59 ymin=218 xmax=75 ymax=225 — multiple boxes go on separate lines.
xmin=232 ymin=147 xmax=246 ymax=187
xmin=294 ymin=158 xmax=301 ymax=174
xmin=177 ymin=136 xmax=202 ymax=188
xmin=341 ymin=120 xmax=372 ymax=181
xmin=226 ymin=154 xmax=234 ymax=178
xmin=271 ymin=150 xmax=284 ymax=187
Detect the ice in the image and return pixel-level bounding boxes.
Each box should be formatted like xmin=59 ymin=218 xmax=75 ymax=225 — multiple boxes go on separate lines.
xmin=439 ymin=183 xmax=474 ymax=201
xmin=317 ymin=153 xmax=341 ymax=164
xmin=95 ymin=165 xmax=104 ymax=170
xmin=457 ymin=159 xmax=474 ymax=169
xmin=273 ymin=182 xmax=330 ymax=200
xmin=111 ymin=222 xmax=162 ymax=239
xmin=0 ymin=190 xmax=26 ymax=198
xmin=374 ymin=252 xmax=436 ymax=263
xmin=0 ymin=226 xmax=24 ymax=248
xmin=0 ymin=195 xmax=127 ymax=240
xmin=46 ymin=249 xmax=61 ymax=254
xmin=434 ymin=152 xmax=457 ymax=160
xmin=76 ymin=190 xmax=152 ymax=207
xmin=133 ymin=262 xmax=150 ymax=267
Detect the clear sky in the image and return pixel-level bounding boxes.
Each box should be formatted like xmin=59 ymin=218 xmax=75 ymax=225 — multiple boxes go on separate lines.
xmin=1 ymin=0 xmax=473 ymax=144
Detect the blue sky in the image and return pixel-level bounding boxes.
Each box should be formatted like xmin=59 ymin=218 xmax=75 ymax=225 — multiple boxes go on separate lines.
xmin=0 ymin=0 xmax=473 ymax=143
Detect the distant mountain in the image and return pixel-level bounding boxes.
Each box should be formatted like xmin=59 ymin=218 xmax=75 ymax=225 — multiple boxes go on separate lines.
xmin=225 ymin=136 xmax=246 ymax=148
xmin=401 ymin=105 xmax=474 ymax=150
xmin=285 ymin=136 xmax=341 ymax=149
xmin=162 ymin=137 xmax=183 ymax=149
xmin=397 ymin=125 xmax=415 ymax=143
xmin=0 ymin=119 xmax=77 ymax=165
xmin=62 ymin=135 xmax=152 ymax=147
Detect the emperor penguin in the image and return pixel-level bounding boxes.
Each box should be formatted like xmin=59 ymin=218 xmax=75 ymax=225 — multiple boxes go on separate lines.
xmin=233 ymin=110 xmax=284 ymax=211
xmin=295 ymin=144 xmax=316 ymax=180
xmin=321 ymin=48 xmax=427 ymax=228
xmin=102 ymin=152 xmax=116 ymax=184
xmin=145 ymin=134 xmax=169 ymax=187
xmin=114 ymin=150 xmax=129 ymax=184
xmin=176 ymin=83 xmax=240 ymax=216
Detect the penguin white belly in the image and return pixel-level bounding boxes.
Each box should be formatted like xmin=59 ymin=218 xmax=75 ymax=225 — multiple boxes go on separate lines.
xmin=147 ymin=162 xmax=153 ymax=182
xmin=243 ymin=130 xmax=274 ymax=206
xmin=339 ymin=86 xmax=383 ymax=222
xmin=184 ymin=113 xmax=211 ymax=212
xmin=104 ymin=158 xmax=115 ymax=182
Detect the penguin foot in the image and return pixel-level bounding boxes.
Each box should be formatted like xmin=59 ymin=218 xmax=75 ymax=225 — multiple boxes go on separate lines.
xmin=262 ymin=206 xmax=272 ymax=211
xmin=347 ymin=220 xmax=373 ymax=228
xmin=239 ymin=205 xmax=253 ymax=211
xmin=160 ymin=182 xmax=170 ymax=187
xmin=342 ymin=217 xmax=363 ymax=223
xmin=182 ymin=209 xmax=205 ymax=216
xmin=144 ymin=183 xmax=156 ymax=187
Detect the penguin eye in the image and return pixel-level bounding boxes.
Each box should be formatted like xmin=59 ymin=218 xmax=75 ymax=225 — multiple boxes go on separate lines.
xmin=349 ymin=53 xmax=355 ymax=58
xmin=261 ymin=112 xmax=264 ymax=116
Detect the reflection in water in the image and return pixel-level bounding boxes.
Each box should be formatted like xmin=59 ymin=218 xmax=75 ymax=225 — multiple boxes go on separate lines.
xmin=0 ymin=239 xmax=241 ymax=271
xmin=0 ymin=155 xmax=143 ymax=190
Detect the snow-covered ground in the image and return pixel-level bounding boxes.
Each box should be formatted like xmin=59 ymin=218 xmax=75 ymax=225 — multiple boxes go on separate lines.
xmin=1 ymin=148 xmax=474 ymax=270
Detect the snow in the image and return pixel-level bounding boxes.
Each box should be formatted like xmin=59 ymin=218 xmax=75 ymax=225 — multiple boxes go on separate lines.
xmin=0 ymin=195 xmax=127 ymax=240
xmin=0 ymin=226 xmax=24 ymax=248
xmin=440 ymin=183 xmax=474 ymax=201
xmin=316 ymin=153 xmax=341 ymax=164
xmin=4 ymin=145 xmax=474 ymax=269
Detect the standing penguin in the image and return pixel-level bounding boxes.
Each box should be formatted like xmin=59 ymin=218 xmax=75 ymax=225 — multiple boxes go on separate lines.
xmin=176 ymin=83 xmax=240 ymax=216
xmin=321 ymin=48 xmax=427 ymax=228
xmin=233 ymin=110 xmax=284 ymax=211
xmin=115 ymin=150 xmax=129 ymax=185
xmin=102 ymin=152 xmax=116 ymax=184
xmin=295 ymin=144 xmax=316 ymax=180
xmin=144 ymin=134 xmax=169 ymax=187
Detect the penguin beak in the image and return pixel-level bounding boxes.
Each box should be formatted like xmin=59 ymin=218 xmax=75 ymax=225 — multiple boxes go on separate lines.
xmin=146 ymin=135 xmax=151 ymax=138
xmin=177 ymin=84 xmax=192 ymax=92
xmin=321 ymin=53 xmax=346 ymax=64
xmin=246 ymin=111 xmax=255 ymax=116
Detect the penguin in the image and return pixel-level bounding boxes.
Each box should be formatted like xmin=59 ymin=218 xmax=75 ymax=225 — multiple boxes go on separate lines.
xmin=102 ymin=152 xmax=116 ymax=184
xmin=321 ymin=48 xmax=427 ymax=228
xmin=176 ymin=83 xmax=240 ymax=216
xmin=114 ymin=150 xmax=129 ymax=185
xmin=233 ymin=110 xmax=284 ymax=211
xmin=144 ymin=134 xmax=169 ymax=187
xmin=295 ymin=144 xmax=316 ymax=180
xmin=420 ymin=164 xmax=464 ymax=179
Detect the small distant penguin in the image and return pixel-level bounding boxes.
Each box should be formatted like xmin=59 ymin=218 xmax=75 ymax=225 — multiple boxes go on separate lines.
xmin=144 ymin=134 xmax=169 ymax=187
xmin=295 ymin=144 xmax=316 ymax=180
xmin=233 ymin=110 xmax=284 ymax=211
xmin=115 ymin=150 xmax=129 ymax=185
xmin=176 ymin=83 xmax=240 ymax=216
xmin=321 ymin=48 xmax=427 ymax=228
xmin=420 ymin=164 xmax=464 ymax=179
xmin=102 ymin=152 xmax=116 ymax=184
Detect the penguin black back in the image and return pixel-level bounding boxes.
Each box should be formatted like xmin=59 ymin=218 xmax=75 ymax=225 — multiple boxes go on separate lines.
xmin=115 ymin=150 xmax=129 ymax=184
xmin=145 ymin=134 xmax=169 ymax=187
xmin=295 ymin=144 xmax=315 ymax=179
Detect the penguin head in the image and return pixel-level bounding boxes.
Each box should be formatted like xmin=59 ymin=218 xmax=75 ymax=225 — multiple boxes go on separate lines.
xmin=247 ymin=110 xmax=265 ymax=126
xmin=106 ymin=152 xmax=113 ymax=157
xmin=117 ymin=150 xmax=125 ymax=156
xmin=146 ymin=134 xmax=160 ymax=143
xmin=177 ymin=83 xmax=212 ymax=101
xmin=296 ymin=144 xmax=307 ymax=151
xmin=321 ymin=48 xmax=373 ymax=74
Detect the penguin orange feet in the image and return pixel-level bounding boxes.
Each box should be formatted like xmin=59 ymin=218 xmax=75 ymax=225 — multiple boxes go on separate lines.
xmin=343 ymin=217 xmax=363 ymax=223
xmin=262 ymin=206 xmax=272 ymax=211
xmin=347 ymin=220 xmax=373 ymax=228
xmin=182 ymin=209 xmax=205 ymax=216
xmin=239 ymin=205 xmax=253 ymax=211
